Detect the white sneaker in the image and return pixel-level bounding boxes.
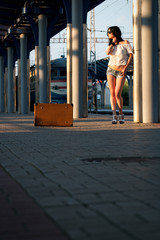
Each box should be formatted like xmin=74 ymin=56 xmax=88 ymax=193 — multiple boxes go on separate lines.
xmin=112 ymin=115 xmax=118 ymax=124
xmin=119 ymin=114 xmax=125 ymax=124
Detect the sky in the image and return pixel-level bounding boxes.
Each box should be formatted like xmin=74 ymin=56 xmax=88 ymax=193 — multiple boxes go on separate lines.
xmin=91 ymin=0 xmax=133 ymax=59
xmin=30 ymin=0 xmax=133 ymax=64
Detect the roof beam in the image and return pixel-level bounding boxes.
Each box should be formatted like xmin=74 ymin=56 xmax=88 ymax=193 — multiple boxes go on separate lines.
xmin=0 ymin=18 xmax=14 ymax=25
xmin=0 ymin=24 xmax=8 ymax=30
xmin=0 ymin=1 xmax=22 ymax=10
xmin=0 ymin=9 xmax=19 ymax=18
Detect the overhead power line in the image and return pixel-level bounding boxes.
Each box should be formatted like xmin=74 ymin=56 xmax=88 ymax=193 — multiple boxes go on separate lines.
xmin=50 ymin=37 xmax=133 ymax=44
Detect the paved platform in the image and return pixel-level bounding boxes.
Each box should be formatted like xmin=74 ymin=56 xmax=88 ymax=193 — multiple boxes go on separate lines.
xmin=0 ymin=112 xmax=160 ymax=240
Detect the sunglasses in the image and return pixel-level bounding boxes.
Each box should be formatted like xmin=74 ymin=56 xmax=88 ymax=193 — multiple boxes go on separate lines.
xmin=108 ymin=31 xmax=112 ymax=34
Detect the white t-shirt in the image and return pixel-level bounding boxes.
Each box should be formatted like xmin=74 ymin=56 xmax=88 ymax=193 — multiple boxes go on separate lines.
xmin=107 ymin=43 xmax=133 ymax=66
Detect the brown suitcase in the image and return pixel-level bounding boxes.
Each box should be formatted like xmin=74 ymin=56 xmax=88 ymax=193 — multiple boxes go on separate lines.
xmin=34 ymin=103 xmax=73 ymax=127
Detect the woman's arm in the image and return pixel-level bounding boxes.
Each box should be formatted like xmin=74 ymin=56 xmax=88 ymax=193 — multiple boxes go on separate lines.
xmin=105 ymin=44 xmax=114 ymax=55
xmin=121 ymin=53 xmax=133 ymax=75
xmin=124 ymin=53 xmax=133 ymax=71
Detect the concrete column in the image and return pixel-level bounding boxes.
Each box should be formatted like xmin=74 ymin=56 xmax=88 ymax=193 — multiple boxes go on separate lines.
xmin=4 ymin=67 xmax=7 ymax=112
xmin=133 ymin=0 xmax=142 ymax=122
xmin=17 ymin=59 xmax=21 ymax=113
xmin=101 ymin=81 xmax=105 ymax=109
xmin=35 ymin=46 xmax=39 ymax=103
xmin=13 ymin=67 xmax=16 ymax=113
xmin=129 ymin=76 xmax=133 ymax=110
xmin=20 ymin=34 xmax=28 ymax=114
xmin=38 ymin=14 xmax=47 ymax=103
xmin=83 ymin=23 xmax=88 ymax=117
xmin=0 ymin=56 xmax=4 ymax=112
xmin=72 ymin=0 xmax=83 ymax=118
xmin=7 ymin=47 xmax=14 ymax=113
xmin=158 ymin=0 xmax=160 ymax=122
xmin=67 ymin=23 xmax=72 ymax=104
xmin=47 ymin=45 xmax=51 ymax=103
xmin=141 ymin=0 xmax=158 ymax=123
xmin=27 ymin=58 xmax=30 ymax=112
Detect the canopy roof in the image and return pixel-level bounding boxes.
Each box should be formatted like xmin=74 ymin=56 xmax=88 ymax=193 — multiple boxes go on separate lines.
xmin=0 ymin=0 xmax=105 ymax=59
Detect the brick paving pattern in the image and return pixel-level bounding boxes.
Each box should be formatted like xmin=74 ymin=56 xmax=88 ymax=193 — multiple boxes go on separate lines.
xmin=0 ymin=166 xmax=69 ymax=240
xmin=0 ymin=113 xmax=160 ymax=240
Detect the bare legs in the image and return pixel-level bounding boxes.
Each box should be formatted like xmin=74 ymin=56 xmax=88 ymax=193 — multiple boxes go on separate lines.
xmin=107 ymin=75 xmax=116 ymax=115
xmin=107 ymin=74 xmax=125 ymax=115
xmin=115 ymin=76 xmax=125 ymax=114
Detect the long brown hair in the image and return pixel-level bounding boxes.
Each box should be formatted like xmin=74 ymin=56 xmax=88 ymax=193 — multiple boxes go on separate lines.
xmin=107 ymin=26 xmax=124 ymax=45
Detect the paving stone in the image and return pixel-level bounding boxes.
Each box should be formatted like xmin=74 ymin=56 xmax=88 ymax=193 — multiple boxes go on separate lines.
xmin=1 ymin=113 xmax=160 ymax=240
xmin=121 ymin=222 xmax=160 ymax=240
xmin=0 ymin=166 xmax=69 ymax=240
xmin=138 ymin=209 xmax=160 ymax=222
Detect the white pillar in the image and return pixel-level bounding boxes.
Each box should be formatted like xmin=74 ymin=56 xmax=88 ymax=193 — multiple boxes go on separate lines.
xmin=7 ymin=47 xmax=14 ymax=113
xmin=67 ymin=23 xmax=72 ymax=104
xmin=27 ymin=58 xmax=30 ymax=112
xmin=129 ymin=76 xmax=133 ymax=110
xmin=4 ymin=67 xmax=8 ymax=112
xmin=13 ymin=66 xmax=16 ymax=113
xmin=17 ymin=59 xmax=21 ymax=113
xmin=141 ymin=0 xmax=158 ymax=123
xmin=158 ymin=0 xmax=160 ymax=122
xmin=38 ymin=14 xmax=47 ymax=103
xmin=0 ymin=56 xmax=4 ymax=112
xmin=101 ymin=81 xmax=105 ymax=109
xmin=47 ymin=45 xmax=51 ymax=103
xmin=35 ymin=46 xmax=39 ymax=103
xmin=20 ymin=34 xmax=28 ymax=114
xmin=72 ymin=0 xmax=83 ymax=118
xmin=133 ymin=0 xmax=142 ymax=122
xmin=83 ymin=23 xmax=88 ymax=117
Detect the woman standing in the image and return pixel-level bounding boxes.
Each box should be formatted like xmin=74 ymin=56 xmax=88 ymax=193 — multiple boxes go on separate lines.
xmin=106 ymin=26 xmax=133 ymax=124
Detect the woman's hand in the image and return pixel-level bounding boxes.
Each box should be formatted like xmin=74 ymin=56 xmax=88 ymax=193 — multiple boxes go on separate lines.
xmin=106 ymin=44 xmax=114 ymax=55
xmin=120 ymin=53 xmax=133 ymax=76
xmin=120 ymin=67 xmax=127 ymax=77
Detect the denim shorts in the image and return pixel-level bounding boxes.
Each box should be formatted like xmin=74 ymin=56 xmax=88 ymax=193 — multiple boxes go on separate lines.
xmin=107 ymin=67 xmax=123 ymax=78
